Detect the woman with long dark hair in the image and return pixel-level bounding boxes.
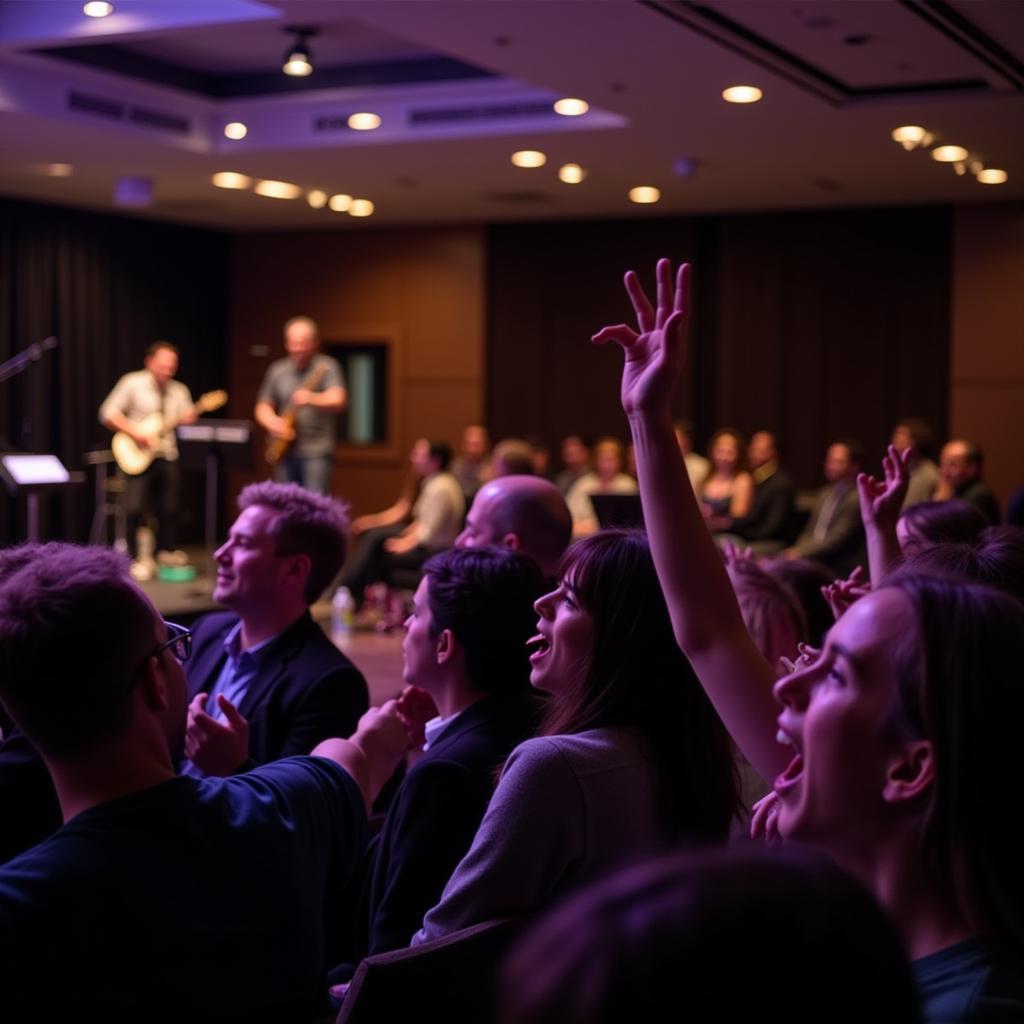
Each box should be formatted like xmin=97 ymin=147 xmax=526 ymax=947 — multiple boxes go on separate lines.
xmin=412 ymin=529 xmax=738 ymax=943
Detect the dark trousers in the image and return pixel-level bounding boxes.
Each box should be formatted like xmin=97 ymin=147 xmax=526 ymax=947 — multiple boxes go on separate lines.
xmin=339 ymin=524 xmax=430 ymax=603
xmin=125 ymin=457 xmax=181 ymax=556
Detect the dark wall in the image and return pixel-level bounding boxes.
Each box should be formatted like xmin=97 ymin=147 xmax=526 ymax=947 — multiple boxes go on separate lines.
xmin=0 ymin=197 xmax=229 ymax=544
xmin=488 ymin=207 xmax=951 ymax=487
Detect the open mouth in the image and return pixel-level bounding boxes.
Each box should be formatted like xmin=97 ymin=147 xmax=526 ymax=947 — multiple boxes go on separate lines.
xmin=774 ymin=726 xmax=803 ymax=793
xmin=527 ymin=634 xmax=550 ymax=662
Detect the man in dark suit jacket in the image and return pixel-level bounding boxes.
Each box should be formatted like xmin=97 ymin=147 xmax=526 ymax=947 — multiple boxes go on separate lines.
xmin=356 ymin=546 xmax=544 ymax=956
xmin=787 ymin=439 xmax=867 ymax=579
xmin=732 ymin=431 xmax=795 ymax=552
xmin=939 ymin=439 xmax=1001 ymax=526
xmin=181 ymin=481 xmax=368 ymax=777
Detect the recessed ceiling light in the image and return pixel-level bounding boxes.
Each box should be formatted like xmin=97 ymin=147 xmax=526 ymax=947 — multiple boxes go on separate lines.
xmin=931 ymin=145 xmax=968 ymax=163
xmin=629 ymin=186 xmax=661 ymax=204
xmin=44 ymin=163 xmax=74 ymax=177
xmin=83 ymin=2 xmax=113 ymax=16
xmin=254 ymin=179 xmax=301 ymax=199
xmin=890 ymin=125 xmax=930 ymax=150
xmin=307 ymin=190 xmax=328 ymax=208
xmin=328 ymin=194 xmax=352 ymax=212
xmin=558 ymin=163 xmax=587 ymax=184
xmin=511 ymin=150 xmax=547 ymax=168
xmin=553 ymin=98 xmax=589 ymax=116
xmin=349 ymin=199 xmax=374 ymax=218
xmin=348 ymin=112 xmax=381 ymax=131
xmin=224 ymin=122 xmax=248 ymax=140
xmin=722 ymin=85 xmax=762 ymax=104
xmin=977 ymin=168 xmax=1008 ymax=185
xmin=212 ymin=171 xmax=251 ymax=190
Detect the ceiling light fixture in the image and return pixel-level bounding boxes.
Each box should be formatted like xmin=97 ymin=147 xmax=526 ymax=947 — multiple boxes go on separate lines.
xmin=328 ymin=194 xmax=352 ymax=212
xmin=977 ymin=168 xmax=1008 ymax=185
xmin=511 ymin=150 xmax=546 ymax=168
xmin=254 ymin=179 xmax=302 ymax=199
xmin=83 ymin=2 xmax=113 ymax=16
xmin=349 ymin=199 xmax=375 ymax=217
xmin=282 ymin=25 xmax=316 ymax=77
xmin=629 ymin=186 xmax=661 ymax=204
xmin=44 ymin=163 xmax=74 ymax=177
xmin=722 ymin=85 xmax=762 ymax=104
xmin=307 ymin=190 xmax=328 ymax=209
xmin=931 ymin=145 xmax=968 ymax=163
xmin=212 ymin=171 xmax=251 ymax=190
xmin=558 ymin=163 xmax=587 ymax=184
xmin=553 ymin=98 xmax=589 ymax=116
xmin=224 ymin=122 xmax=248 ymax=140
xmin=348 ymin=112 xmax=381 ymax=131
xmin=890 ymin=125 xmax=931 ymax=151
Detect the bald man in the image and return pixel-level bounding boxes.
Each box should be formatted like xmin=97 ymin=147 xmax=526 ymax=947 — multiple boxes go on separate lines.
xmin=455 ymin=475 xmax=572 ymax=579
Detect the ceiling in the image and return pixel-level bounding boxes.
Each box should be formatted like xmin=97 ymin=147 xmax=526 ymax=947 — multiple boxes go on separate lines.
xmin=1 ymin=0 xmax=1022 ymax=230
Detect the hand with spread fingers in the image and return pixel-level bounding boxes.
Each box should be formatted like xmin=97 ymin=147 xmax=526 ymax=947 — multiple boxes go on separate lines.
xmin=822 ymin=565 xmax=872 ymax=622
xmin=750 ymin=790 xmax=783 ymax=846
xmin=185 ymin=693 xmax=250 ymax=777
xmin=858 ymin=443 xmax=912 ymax=582
xmin=592 ymin=259 xmax=692 ymax=420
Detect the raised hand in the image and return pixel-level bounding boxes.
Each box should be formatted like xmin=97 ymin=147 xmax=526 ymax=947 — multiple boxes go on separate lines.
xmin=857 ymin=444 xmax=911 ymax=531
xmin=396 ymin=685 xmax=440 ymax=748
xmin=592 ymin=259 xmax=691 ymax=419
xmin=750 ymin=790 xmax=783 ymax=845
xmin=821 ymin=565 xmax=871 ymax=622
xmin=185 ymin=693 xmax=250 ymax=776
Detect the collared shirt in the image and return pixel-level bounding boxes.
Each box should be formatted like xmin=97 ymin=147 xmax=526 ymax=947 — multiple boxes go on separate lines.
xmin=180 ymin=622 xmax=285 ymax=778
xmin=422 ymin=708 xmax=469 ymax=752
xmin=99 ymin=370 xmax=194 ymax=460
xmin=257 ymin=354 xmax=345 ymax=457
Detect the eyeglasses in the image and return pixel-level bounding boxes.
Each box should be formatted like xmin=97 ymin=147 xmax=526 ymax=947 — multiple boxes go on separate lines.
xmin=129 ymin=620 xmax=192 ymax=691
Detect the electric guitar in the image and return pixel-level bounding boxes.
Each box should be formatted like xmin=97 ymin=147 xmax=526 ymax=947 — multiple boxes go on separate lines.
xmin=111 ymin=390 xmax=228 ymax=475
xmin=265 ymin=364 xmax=327 ymax=466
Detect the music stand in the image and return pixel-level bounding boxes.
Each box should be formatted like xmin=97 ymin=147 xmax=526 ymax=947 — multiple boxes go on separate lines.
xmin=0 ymin=453 xmax=84 ymax=542
xmin=177 ymin=420 xmax=253 ymax=571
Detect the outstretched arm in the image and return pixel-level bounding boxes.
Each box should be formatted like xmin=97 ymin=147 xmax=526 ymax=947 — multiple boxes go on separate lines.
xmin=593 ymin=260 xmax=785 ymax=782
xmin=858 ymin=444 xmax=911 ymax=584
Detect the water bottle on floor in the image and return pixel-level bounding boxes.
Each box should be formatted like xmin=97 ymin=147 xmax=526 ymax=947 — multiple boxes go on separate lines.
xmin=331 ymin=586 xmax=355 ymax=648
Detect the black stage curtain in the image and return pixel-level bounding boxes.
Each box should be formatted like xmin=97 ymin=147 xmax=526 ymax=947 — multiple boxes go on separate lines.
xmin=0 ymin=196 xmax=229 ymax=546
xmin=487 ymin=207 xmax=951 ymax=489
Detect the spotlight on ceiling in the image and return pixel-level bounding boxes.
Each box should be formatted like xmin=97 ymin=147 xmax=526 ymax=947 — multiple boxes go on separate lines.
xmin=307 ymin=190 xmax=328 ymax=209
xmin=931 ymin=145 xmax=968 ymax=163
xmin=224 ymin=122 xmax=248 ymax=140
xmin=83 ymin=2 xmax=113 ymax=17
xmin=349 ymin=199 xmax=375 ymax=218
xmin=722 ymin=85 xmax=762 ymax=104
xmin=890 ymin=125 xmax=932 ymax=151
xmin=282 ymin=25 xmax=316 ymax=77
xmin=511 ymin=150 xmax=547 ymax=168
xmin=558 ymin=163 xmax=587 ymax=184
xmin=977 ymin=168 xmax=1008 ymax=185
xmin=348 ymin=112 xmax=382 ymax=131
xmin=554 ymin=98 xmax=589 ymax=116
xmin=629 ymin=186 xmax=661 ymax=204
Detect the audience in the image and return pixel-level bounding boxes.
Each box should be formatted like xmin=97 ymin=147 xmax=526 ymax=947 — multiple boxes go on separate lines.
xmin=730 ymin=429 xmax=796 ymax=552
xmin=554 ymin=434 xmax=590 ymax=496
xmin=0 ymin=544 xmax=411 ymax=1019
xmin=786 ymin=437 xmax=866 ymax=577
xmin=700 ymin=427 xmax=753 ymax=532
xmin=595 ymin=257 xmax=1024 ymax=1024
xmin=674 ymin=419 xmax=710 ymax=491
xmin=937 ymin=439 xmax=1001 ymax=525
xmin=413 ymin=528 xmax=739 ymax=944
xmin=564 ymin=437 xmax=638 ymax=536
xmin=489 ymin=437 xmax=536 ymax=478
xmin=892 ymin=417 xmax=940 ymax=509
xmin=450 ymin=424 xmax=491 ymax=500
xmin=339 ymin=438 xmax=464 ymax=604
xmin=502 ymin=847 xmax=921 ymax=1024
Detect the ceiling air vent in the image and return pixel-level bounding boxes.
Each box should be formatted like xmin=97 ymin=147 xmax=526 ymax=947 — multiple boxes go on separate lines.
xmin=129 ymin=106 xmax=189 ymax=135
xmin=68 ymin=90 xmax=123 ymax=120
xmin=409 ymin=100 xmax=554 ymax=126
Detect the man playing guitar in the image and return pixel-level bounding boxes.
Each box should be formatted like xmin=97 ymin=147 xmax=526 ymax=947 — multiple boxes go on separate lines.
xmin=99 ymin=341 xmax=197 ymax=580
xmin=254 ymin=316 xmax=346 ymax=494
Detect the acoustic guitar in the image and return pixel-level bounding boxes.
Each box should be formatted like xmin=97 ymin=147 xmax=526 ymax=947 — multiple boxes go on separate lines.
xmin=265 ymin=364 xmax=327 ymax=466
xmin=111 ymin=390 xmax=228 ymax=475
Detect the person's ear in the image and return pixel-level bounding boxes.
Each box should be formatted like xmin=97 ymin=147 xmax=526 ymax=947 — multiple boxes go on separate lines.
xmin=137 ymin=655 xmax=170 ymax=712
xmin=502 ymin=533 xmax=521 ymax=551
xmin=283 ymin=553 xmax=312 ymax=590
xmin=883 ymin=740 xmax=935 ymax=805
xmin=436 ymin=628 xmax=457 ymax=665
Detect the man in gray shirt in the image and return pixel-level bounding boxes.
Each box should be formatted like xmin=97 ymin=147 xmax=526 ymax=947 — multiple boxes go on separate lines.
xmin=255 ymin=316 xmax=346 ymax=494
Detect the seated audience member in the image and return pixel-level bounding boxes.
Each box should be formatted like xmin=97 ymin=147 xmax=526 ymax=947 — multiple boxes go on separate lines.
xmin=729 ymin=430 xmax=795 ymax=552
xmin=450 ymin=424 xmax=491 ymax=500
xmin=892 ymin=417 xmax=940 ymax=509
xmin=0 ymin=726 xmax=61 ymax=866
xmin=414 ymin=529 xmax=739 ymax=944
xmin=0 ymin=544 xmax=411 ymax=1019
xmin=554 ymin=435 xmax=590 ymax=496
xmin=899 ymin=500 xmax=989 ymax=556
xmin=786 ymin=438 xmax=866 ymax=577
xmin=180 ymin=482 xmax=368 ymax=778
xmin=938 ymin=439 xmax=1000 ymax=526
xmin=675 ymin=420 xmax=710 ymax=491
xmin=455 ymin=475 xmax=572 ymax=581
xmin=699 ymin=428 xmax=754 ymax=531
xmin=501 ymin=848 xmax=920 ymax=1024
xmin=489 ymin=437 xmax=536 ymax=478
xmin=596 ymin=258 xmax=1024 ymax=1024
xmin=357 ymin=548 xmax=544 ymax=956
xmin=762 ymin=557 xmax=835 ymax=648
xmin=340 ymin=439 xmax=464 ymax=604
xmin=526 ymin=434 xmax=552 ymax=479
xmin=564 ymin=437 xmax=638 ymax=536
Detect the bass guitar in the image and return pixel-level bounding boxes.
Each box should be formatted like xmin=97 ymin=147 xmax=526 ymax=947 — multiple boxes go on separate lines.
xmin=265 ymin=364 xmax=327 ymax=466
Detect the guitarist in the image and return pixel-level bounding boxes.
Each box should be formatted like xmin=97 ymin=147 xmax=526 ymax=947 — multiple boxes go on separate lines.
xmin=99 ymin=341 xmax=197 ymax=579
xmin=254 ymin=315 xmax=346 ymax=494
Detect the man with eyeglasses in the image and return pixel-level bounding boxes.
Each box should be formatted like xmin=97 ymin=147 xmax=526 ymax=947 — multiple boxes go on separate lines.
xmin=0 ymin=543 xmax=412 ymax=1017
xmin=179 ymin=480 xmax=368 ymax=779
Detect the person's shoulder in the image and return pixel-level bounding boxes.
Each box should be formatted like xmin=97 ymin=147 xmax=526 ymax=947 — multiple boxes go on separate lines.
xmin=286 ymin=614 xmax=363 ymax=672
xmin=192 ymin=610 xmax=238 ymax=640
